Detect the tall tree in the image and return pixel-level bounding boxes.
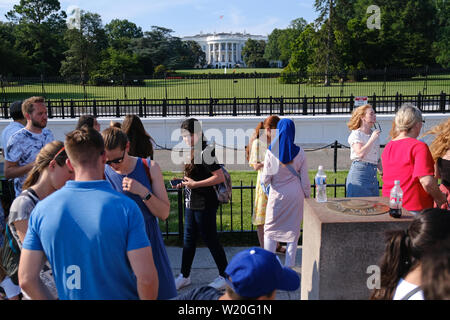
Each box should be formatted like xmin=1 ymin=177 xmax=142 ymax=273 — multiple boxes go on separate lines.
xmin=60 ymin=11 xmax=108 ymax=79
xmin=433 ymin=0 xmax=450 ymax=68
xmin=314 ymin=0 xmax=336 ymax=85
xmin=6 ymin=0 xmax=67 ymax=75
xmin=242 ymin=39 xmax=268 ymax=68
xmin=105 ymin=19 xmax=143 ymax=50
xmin=0 ymin=22 xmax=30 ymax=75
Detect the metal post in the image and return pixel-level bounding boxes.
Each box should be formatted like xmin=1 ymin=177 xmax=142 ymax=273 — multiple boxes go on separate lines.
xmin=333 ymin=140 xmax=338 ymax=173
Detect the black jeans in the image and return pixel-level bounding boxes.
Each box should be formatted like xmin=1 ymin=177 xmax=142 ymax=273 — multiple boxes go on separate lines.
xmin=181 ymin=207 xmax=228 ymax=278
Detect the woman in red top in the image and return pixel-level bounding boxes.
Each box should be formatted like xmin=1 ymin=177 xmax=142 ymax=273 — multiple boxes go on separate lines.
xmin=381 ymin=103 xmax=447 ymax=214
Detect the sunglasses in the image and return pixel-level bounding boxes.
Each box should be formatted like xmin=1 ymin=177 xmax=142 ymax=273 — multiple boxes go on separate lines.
xmin=106 ymin=149 xmax=126 ymax=165
xmin=53 ymin=146 xmax=67 ymax=162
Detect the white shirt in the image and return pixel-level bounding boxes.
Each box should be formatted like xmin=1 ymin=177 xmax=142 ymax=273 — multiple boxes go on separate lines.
xmin=348 ymin=129 xmax=379 ymax=165
xmin=392 ymin=278 xmax=424 ymax=300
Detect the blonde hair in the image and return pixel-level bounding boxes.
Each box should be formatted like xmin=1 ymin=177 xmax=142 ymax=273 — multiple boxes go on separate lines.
xmin=394 ymin=103 xmax=423 ymax=132
xmin=22 ymin=141 xmax=66 ymax=190
xmin=347 ymin=104 xmax=373 ymax=130
xmin=422 ymin=118 xmax=450 ymax=161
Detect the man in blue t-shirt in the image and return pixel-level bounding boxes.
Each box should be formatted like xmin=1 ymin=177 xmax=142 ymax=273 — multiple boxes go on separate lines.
xmin=18 ymin=127 xmax=158 ymax=300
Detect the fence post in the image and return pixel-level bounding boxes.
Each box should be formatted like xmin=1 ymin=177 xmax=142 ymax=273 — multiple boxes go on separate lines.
xmin=163 ymin=99 xmax=167 ymax=117
xmin=333 ymin=140 xmax=338 ymax=173
xmin=417 ymin=92 xmax=422 ymax=111
xmin=143 ymin=97 xmax=147 ymax=117
xmin=70 ymin=100 xmax=75 ymax=118
xmin=269 ymin=96 xmax=273 ymax=115
xmin=303 ymin=95 xmax=307 ymax=115
xmin=440 ymin=91 xmax=446 ymax=113
xmin=122 ymin=73 xmax=127 ymax=99
xmin=40 ymin=74 xmax=46 ymax=98
xmin=372 ymin=93 xmax=377 ymax=112
xmin=138 ymin=99 xmax=143 ymax=117
xmin=312 ymin=96 xmax=316 ymax=116
xmin=185 ymin=97 xmax=190 ymax=117
xmin=209 ymin=98 xmax=213 ymax=117
xmin=349 ymin=94 xmax=354 ymax=113
xmin=395 ymin=92 xmax=400 ymax=112
xmin=47 ymin=100 xmax=52 ymax=118
xmin=256 ymin=97 xmax=260 ymax=116
xmin=60 ymin=99 xmax=65 ymax=119
xmin=116 ymin=99 xmax=120 ymax=117
xmin=326 ymin=94 xmax=331 ymax=114
xmin=233 ymin=97 xmax=237 ymax=116
xmin=280 ymin=96 xmax=284 ymax=115
xmin=93 ymin=99 xmax=97 ymax=117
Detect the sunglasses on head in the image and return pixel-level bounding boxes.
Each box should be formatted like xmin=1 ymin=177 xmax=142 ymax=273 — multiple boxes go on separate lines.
xmin=106 ymin=149 xmax=126 ymax=165
xmin=53 ymin=146 xmax=67 ymax=162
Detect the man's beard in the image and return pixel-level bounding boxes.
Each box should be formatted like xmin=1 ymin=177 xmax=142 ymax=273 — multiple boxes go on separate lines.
xmin=31 ymin=118 xmax=46 ymax=129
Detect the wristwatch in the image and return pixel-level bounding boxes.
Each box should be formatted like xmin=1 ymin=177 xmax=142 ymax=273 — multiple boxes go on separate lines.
xmin=142 ymin=192 xmax=152 ymax=201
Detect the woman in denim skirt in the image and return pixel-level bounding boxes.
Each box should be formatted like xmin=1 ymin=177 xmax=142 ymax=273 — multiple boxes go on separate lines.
xmin=346 ymin=104 xmax=382 ymax=197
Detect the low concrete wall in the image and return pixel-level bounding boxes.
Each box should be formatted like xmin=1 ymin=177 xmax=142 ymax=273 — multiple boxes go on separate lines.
xmin=301 ymin=197 xmax=415 ymax=300
xmin=0 ymin=114 xmax=447 ymax=149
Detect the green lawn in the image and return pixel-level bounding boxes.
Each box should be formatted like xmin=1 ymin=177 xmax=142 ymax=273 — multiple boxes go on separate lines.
xmin=4 ymin=73 xmax=448 ymax=101
xmin=159 ymin=169 xmax=383 ymax=244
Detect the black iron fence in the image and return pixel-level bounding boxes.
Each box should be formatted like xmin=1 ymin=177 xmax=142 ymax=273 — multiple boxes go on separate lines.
xmin=1 ymin=92 xmax=448 ymax=119
xmin=161 ymin=179 xmax=383 ymax=242
xmin=1 ymin=67 xmax=449 ymax=102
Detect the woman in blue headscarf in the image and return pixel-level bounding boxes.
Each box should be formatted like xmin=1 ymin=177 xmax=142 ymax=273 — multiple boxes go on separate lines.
xmin=261 ymin=118 xmax=311 ymax=268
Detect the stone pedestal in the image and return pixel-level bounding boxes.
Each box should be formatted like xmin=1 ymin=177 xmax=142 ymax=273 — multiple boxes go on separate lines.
xmin=301 ymin=197 xmax=415 ymax=300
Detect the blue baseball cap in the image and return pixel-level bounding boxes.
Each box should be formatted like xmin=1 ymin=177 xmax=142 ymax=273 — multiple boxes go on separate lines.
xmin=224 ymin=247 xmax=300 ymax=298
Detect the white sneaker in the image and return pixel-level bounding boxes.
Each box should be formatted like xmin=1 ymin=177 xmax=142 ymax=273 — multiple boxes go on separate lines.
xmin=208 ymin=275 xmax=227 ymax=290
xmin=175 ymin=274 xmax=191 ymax=290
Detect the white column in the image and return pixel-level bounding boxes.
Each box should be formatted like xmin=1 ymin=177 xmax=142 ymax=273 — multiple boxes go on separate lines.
xmin=225 ymin=42 xmax=229 ymax=63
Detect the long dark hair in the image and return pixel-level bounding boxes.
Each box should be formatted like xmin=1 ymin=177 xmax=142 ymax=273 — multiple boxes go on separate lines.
xmin=370 ymin=208 xmax=450 ymax=300
xmin=181 ymin=118 xmax=208 ymax=178
xmin=122 ymin=115 xmax=155 ymax=159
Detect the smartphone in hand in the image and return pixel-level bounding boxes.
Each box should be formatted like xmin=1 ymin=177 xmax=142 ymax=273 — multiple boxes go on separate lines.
xmin=170 ymin=179 xmax=184 ymax=188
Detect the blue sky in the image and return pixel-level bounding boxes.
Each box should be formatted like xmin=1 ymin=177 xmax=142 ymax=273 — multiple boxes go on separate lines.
xmin=0 ymin=0 xmax=317 ymax=37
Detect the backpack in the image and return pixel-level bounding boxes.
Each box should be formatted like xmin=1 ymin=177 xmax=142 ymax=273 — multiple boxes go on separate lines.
xmin=0 ymin=223 xmax=22 ymax=285
xmin=214 ymin=165 xmax=232 ymax=204
xmin=201 ymin=147 xmax=232 ymax=204
xmin=0 ymin=188 xmax=38 ymax=285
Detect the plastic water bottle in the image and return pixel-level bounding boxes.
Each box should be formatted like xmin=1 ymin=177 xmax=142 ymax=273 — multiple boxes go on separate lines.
xmin=389 ymin=180 xmax=403 ymax=218
xmin=315 ymin=165 xmax=327 ymax=203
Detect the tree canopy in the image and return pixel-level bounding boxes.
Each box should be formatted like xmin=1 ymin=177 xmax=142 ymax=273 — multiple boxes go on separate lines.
xmin=0 ymin=0 xmax=448 ymax=78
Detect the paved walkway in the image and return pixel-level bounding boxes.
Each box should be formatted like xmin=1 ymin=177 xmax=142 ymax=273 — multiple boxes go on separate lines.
xmin=166 ymin=245 xmax=302 ymax=300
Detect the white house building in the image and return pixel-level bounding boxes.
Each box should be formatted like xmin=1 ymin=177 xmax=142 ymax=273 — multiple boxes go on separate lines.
xmin=182 ymin=32 xmax=268 ymax=68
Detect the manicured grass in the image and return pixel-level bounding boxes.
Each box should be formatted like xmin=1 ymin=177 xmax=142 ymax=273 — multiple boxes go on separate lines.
xmin=4 ymin=73 xmax=448 ymax=101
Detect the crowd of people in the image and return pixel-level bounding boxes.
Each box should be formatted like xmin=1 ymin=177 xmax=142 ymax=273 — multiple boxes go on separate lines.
xmin=0 ymin=96 xmax=448 ymax=300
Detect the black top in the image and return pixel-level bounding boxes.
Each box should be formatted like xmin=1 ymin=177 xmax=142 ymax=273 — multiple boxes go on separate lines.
xmin=438 ymin=157 xmax=450 ymax=187
xmin=172 ymin=286 xmax=222 ymax=300
xmin=185 ymin=145 xmax=221 ymax=210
